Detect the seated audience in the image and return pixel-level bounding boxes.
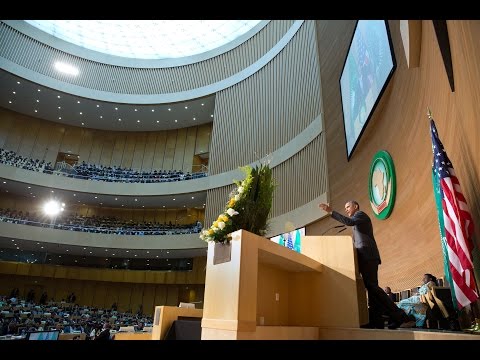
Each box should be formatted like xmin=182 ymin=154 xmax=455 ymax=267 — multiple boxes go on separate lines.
xmin=384 ymin=286 xmax=396 ymax=302
xmin=396 ymin=273 xmax=438 ymax=328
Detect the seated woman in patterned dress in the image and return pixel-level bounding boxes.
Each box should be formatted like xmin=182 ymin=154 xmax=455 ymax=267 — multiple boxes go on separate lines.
xmin=397 ymin=273 xmax=438 ymax=328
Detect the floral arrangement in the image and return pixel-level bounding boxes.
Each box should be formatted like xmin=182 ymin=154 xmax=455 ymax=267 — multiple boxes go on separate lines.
xmin=200 ymin=163 xmax=276 ymax=243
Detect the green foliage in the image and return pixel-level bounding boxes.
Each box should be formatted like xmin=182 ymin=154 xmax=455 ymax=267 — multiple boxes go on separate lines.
xmin=200 ymin=164 xmax=276 ymax=243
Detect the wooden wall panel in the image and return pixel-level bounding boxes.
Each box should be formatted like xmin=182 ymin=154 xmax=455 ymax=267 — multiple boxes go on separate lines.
xmin=59 ymin=126 xmax=83 ymax=156
xmin=309 ymin=20 xmax=480 ymax=292
xmin=152 ymin=131 xmax=167 ymax=170
xmin=87 ymin=132 xmax=103 ymax=165
xmin=131 ymin=133 xmax=147 ymax=170
xmin=121 ymin=135 xmax=136 ymax=169
xmin=111 ymin=134 xmax=126 ymax=167
xmin=3 ymin=115 xmax=26 ymax=153
xmin=77 ymin=128 xmax=93 ymax=164
xmin=163 ymin=130 xmax=177 ymax=170
xmin=17 ymin=117 xmax=40 ymax=158
xmin=0 ymin=109 xmax=14 ymax=148
xmin=194 ymin=124 xmax=211 ymax=155
xmin=99 ymin=134 xmax=115 ymax=166
xmin=183 ymin=127 xmax=197 ymax=172
xmin=172 ymin=128 xmax=187 ymax=171
xmin=141 ymin=132 xmax=157 ymax=171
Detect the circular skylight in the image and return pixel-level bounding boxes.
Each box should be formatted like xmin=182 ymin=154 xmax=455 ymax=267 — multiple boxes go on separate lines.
xmin=25 ymin=20 xmax=262 ymax=60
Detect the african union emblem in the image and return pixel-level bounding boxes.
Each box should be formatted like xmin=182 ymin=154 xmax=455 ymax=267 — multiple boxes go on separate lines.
xmin=368 ymin=150 xmax=396 ymax=219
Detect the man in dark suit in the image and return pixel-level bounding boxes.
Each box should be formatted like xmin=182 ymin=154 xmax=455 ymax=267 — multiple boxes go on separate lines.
xmin=94 ymin=322 xmax=111 ymax=341
xmin=319 ymin=200 xmax=409 ymax=329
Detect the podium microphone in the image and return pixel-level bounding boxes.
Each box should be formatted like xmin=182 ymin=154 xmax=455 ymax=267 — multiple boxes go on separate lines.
xmin=321 ymin=224 xmax=346 ymax=235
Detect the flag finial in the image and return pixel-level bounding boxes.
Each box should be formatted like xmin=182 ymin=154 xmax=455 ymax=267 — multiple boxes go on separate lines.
xmin=427 ymin=107 xmax=433 ymax=120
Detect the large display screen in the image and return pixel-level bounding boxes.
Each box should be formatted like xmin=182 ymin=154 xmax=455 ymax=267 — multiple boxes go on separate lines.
xmin=340 ymin=20 xmax=396 ymax=160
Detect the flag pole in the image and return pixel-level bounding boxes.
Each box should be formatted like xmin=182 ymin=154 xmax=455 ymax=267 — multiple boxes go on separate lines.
xmin=427 ymin=107 xmax=433 ymax=120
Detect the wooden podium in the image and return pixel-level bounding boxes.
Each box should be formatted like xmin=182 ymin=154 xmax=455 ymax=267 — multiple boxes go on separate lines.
xmin=201 ymin=230 xmax=367 ymax=340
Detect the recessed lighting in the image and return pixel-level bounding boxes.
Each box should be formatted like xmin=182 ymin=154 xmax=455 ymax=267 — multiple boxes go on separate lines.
xmin=175 ymin=120 xmax=177 ymax=123
xmin=192 ymin=196 xmax=194 ymax=199
xmin=100 ymin=116 xmax=103 ymax=119
xmin=59 ymin=117 xmax=62 ymax=120
xmin=77 ymin=101 xmax=80 ymax=104
xmin=142 ymin=205 xmax=144 ymax=208
xmin=118 ymin=119 xmax=121 ymax=122
xmin=173 ymin=198 xmax=175 ymax=201
xmin=38 ymin=89 xmax=41 ymax=92
xmin=11 ymin=239 xmax=14 ymax=242
xmin=115 ymin=198 xmax=118 ymax=200
xmin=146 ymin=251 xmax=150 ymax=254
xmin=12 ymin=91 xmax=16 ymax=94
xmin=81 ymin=122 xmax=84 ymax=125
xmin=57 ymin=95 xmax=61 ymax=98
xmin=162 ymin=206 xmax=165 ymax=208
xmin=17 ymin=81 xmax=20 ymax=84
xmin=36 ymin=99 xmax=40 ymax=102
xmin=100 ymin=203 xmax=103 ymax=205
xmin=89 ymin=251 xmax=92 ymax=254
xmin=156 ymin=255 xmax=159 ymax=258
xmin=137 ymin=120 xmax=140 ymax=123
xmin=83 ymin=248 xmax=86 ymax=250
xmin=94 ymin=196 xmax=97 ymax=199
xmin=105 ymin=249 xmax=108 ymax=252
xmin=34 ymin=110 xmax=38 ymax=113
xmin=27 ymin=186 xmax=31 ymax=189
xmin=126 ymin=250 xmax=129 ymax=253
xmin=134 ymin=199 xmax=138 ymax=201
xmin=166 ymin=251 xmax=169 ymax=254
xmin=58 ymin=255 xmax=61 ymax=258
xmin=115 ymin=107 xmax=118 ymax=110
xmin=96 ymin=104 xmax=100 ymax=107
xmin=151 ymin=109 xmax=155 ymax=112
xmin=201 ymin=103 xmax=204 ymax=106
xmin=58 ymin=106 xmax=61 ymax=109
xmin=79 ymin=112 xmax=82 ymax=115
xmin=168 ymin=108 xmax=171 ymax=111
xmin=210 ymin=114 xmax=213 ymax=117
xmin=51 ymin=190 xmax=54 ymax=193
xmin=66 ymin=249 xmax=69 ymax=252
xmin=134 ymin=109 xmax=137 ymax=112
xmin=185 ymin=106 xmax=188 ymax=109
xmin=41 ymin=246 xmax=44 ymax=249
xmin=8 ymin=101 xmax=12 ymax=104
xmin=112 ymin=254 xmax=115 ymax=256
xmin=193 ymin=117 xmax=196 ymax=120
xmin=156 ymin=120 xmax=159 ymax=123
xmin=73 ymin=194 xmax=76 ymax=196
xmin=134 ymin=254 xmax=137 ymax=257
xmin=54 ymin=62 xmax=79 ymax=76
xmin=75 ymin=260 xmax=78 ymax=262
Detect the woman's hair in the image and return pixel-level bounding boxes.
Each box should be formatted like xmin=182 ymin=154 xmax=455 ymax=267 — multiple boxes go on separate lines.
xmin=424 ymin=273 xmax=438 ymax=285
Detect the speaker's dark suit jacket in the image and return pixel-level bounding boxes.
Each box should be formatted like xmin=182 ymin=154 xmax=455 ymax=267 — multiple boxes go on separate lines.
xmin=331 ymin=210 xmax=381 ymax=265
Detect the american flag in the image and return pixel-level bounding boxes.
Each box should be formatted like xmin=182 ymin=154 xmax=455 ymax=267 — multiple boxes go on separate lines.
xmin=431 ymin=118 xmax=479 ymax=309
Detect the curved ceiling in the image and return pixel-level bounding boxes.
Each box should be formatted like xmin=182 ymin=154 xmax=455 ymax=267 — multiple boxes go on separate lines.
xmin=25 ymin=20 xmax=262 ymax=60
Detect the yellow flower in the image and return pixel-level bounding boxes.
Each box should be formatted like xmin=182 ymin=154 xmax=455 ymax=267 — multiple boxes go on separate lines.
xmin=229 ymin=198 xmax=236 ymax=207
xmin=208 ymin=229 xmax=214 ymax=235
xmin=213 ymin=221 xmax=219 ymax=228
xmin=217 ymin=215 xmax=224 ymax=222
xmin=221 ymin=214 xmax=228 ymax=222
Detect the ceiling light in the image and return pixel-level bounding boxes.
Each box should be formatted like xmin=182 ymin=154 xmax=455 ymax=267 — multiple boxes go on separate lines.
xmin=41 ymin=246 xmax=44 ymax=249
xmin=28 ymin=186 xmax=31 ymax=189
xmin=77 ymin=101 xmax=81 ymax=104
xmin=58 ymin=106 xmax=61 ymax=109
xmin=115 ymin=107 xmax=118 ymax=110
xmin=118 ymin=119 xmax=121 ymax=122
xmin=12 ymin=91 xmax=16 ymax=94
xmin=134 ymin=199 xmax=137 ymax=201
xmin=112 ymin=254 xmax=115 ymax=256
xmin=97 ymin=104 xmax=100 ymax=107
xmin=174 ymin=120 xmax=177 ymax=123
xmin=151 ymin=109 xmax=155 ymax=112
xmin=17 ymin=81 xmax=20 ymax=84
xmin=81 ymin=122 xmax=84 ymax=125
xmin=79 ymin=112 xmax=82 ymax=115
xmin=185 ymin=106 xmax=188 ymax=109
xmin=34 ymin=110 xmax=38 ymax=113
xmin=134 ymin=109 xmax=137 ymax=112
xmin=201 ymin=103 xmax=204 ymax=106
xmin=156 ymin=120 xmax=159 ymax=123
xmin=126 ymin=250 xmax=129 ymax=253
xmin=173 ymin=198 xmax=175 ymax=201
xmin=156 ymin=255 xmax=159 ymax=258
xmin=36 ymin=99 xmax=40 ymax=102
xmin=83 ymin=248 xmax=86 ymax=250
xmin=115 ymin=198 xmax=117 ymax=200
xmin=66 ymin=249 xmax=69 ymax=252
xmin=57 ymin=95 xmax=61 ymax=98
xmin=38 ymin=89 xmax=41 ymax=92
xmin=134 ymin=254 xmax=137 ymax=257
xmin=43 ymin=200 xmax=64 ymax=216
xmin=59 ymin=117 xmax=62 ymax=120
xmin=210 ymin=114 xmax=213 ymax=117
xmin=100 ymin=116 xmax=103 ymax=119
xmin=54 ymin=61 xmax=79 ymax=76
xmin=51 ymin=190 xmax=54 ymax=193
xmin=11 ymin=240 xmax=14 ymax=242
xmin=73 ymin=194 xmax=76 ymax=196
xmin=191 ymin=196 xmax=194 ymax=199
xmin=137 ymin=120 xmax=140 ymax=123
xmin=193 ymin=117 xmax=196 ymax=120
xmin=89 ymin=251 xmax=92 ymax=254
xmin=146 ymin=251 xmax=150 ymax=254
xmin=8 ymin=101 xmax=12 ymax=104
xmin=105 ymin=249 xmax=108 ymax=252
xmin=168 ymin=108 xmax=171 ymax=111
xmin=94 ymin=196 xmax=97 ymax=199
